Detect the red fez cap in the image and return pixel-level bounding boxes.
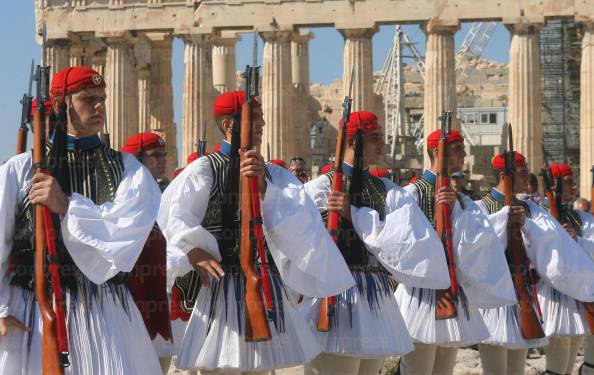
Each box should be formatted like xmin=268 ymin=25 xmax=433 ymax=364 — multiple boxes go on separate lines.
xmin=121 ymin=132 xmax=165 ymax=154
xmin=50 ymin=66 xmax=105 ymax=97
xmin=370 ymin=168 xmax=389 ymax=178
xmin=321 ymin=164 xmax=332 ymax=174
xmin=491 ymin=152 xmax=527 ymax=169
xmin=213 ymin=144 xmax=222 ymax=153
xmin=214 ymin=91 xmax=261 ymax=117
xmin=339 ymin=111 xmax=381 ymax=137
xmin=31 ymin=98 xmax=52 ymax=116
xmin=269 ymin=159 xmax=286 ymax=168
xmin=426 ymin=129 xmax=464 ymax=149
xmin=549 ymin=163 xmax=574 ymax=178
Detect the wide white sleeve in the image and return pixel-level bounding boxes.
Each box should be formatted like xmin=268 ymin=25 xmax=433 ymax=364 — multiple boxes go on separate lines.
xmin=262 ymin=167 xmax=355 ymax=297
xmin=157 ymin=157 xmax=219 ymax=287
xmin=474 ymin=200 xmax=510 ymax=253
xmin=452 ymin=195 xmax=516 ymax=309
xmin=577 ymin=211 xmax=594 ymax=261
xmin=350 ymin=179 xmax=450 ymax=289
xmin=523 ymin=203 xmax=594 ymax=302
xmin=60 ymin=153 xmax=161 ymax=285
xmin=0 ymin=154 xmax=31 ymax=318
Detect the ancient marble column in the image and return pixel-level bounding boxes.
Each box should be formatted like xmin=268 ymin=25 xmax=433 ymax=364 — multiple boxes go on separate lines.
xmin=104 ymin=36 xmax=138 ymax=149
xmin=507 ymin=22 xmax=543 ymax=172
xmin=580 ymin=21 xmax=594 ymax=198
xmin=422 ymin=19 xmax=458 ymax=169
xmin=339 ymin=27 xmax=376 ymax=112
xmin=47 ymin=39 xmax=71 ymax=78
xmin=212 ymin=34 xmax=239 ymax=93
xmin=134 ymin=36 xmax=152 ymax=133
xmin=70 ymin=44 xmax=85 ymax=66
xmin=291 ymin=31 xmax=313 ymax=162
xmin=148 ymin=34 xmax=177 ymax=174
xmin=260 ymin=30 xmax=294 ymax=161
xmin=180 ymin=33 xmax=215 ymax=163
xmin=90 ymin=50 xmax=106 ymax=77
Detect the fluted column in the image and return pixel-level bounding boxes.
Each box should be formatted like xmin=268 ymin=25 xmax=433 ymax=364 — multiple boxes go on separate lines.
xmin=47 ymin=39 xmax=71 ymax=78
xmin=291 ymin=31 xmax=313 ymax=162
xmin=339 ymin=27 xmax=377 ymax=112
xmin=181 ymin=34 xmax=215 ymax=163
xmin=104 ymin=36 xmax=138 ymax=149
xmin=212 ymin=34 xmax=239 ymax=93
xmin=260 ymin=30 xmax=294 ymax=161
xmin=580 ymin=21 xmax=594 ymax=198
xmin=90 ymin=50 xmax=106 ymax=77
xmin=422 ymin=19 xmax=459 ymax=168
xmin=507 ymin=22 xmax=543 ymax=172
xmin=148 ymin=34 xmax=177 ymax=174
xmin=70 ymin=44 xmax=85 ymax=66
xmin=134 ymin=37 xmax=152 ymax=132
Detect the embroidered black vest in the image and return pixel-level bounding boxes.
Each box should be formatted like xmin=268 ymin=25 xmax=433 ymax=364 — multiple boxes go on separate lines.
xmin=561 ymin=205 xmax=584 ymax=237
xmin=172 ymin=152 xmax=274 ymax=314
xmin=410 ymin=176 xmax=465 ymax=228
xmin=10 ymin=143 xmax=125 ymax=290
xmin=322 ymin=170 xmax=387 ymax=266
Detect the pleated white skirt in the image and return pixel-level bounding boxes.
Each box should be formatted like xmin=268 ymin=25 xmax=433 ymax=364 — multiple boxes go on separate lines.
xmin=301 ymin=270 xmax=413 ymax=358
xmin=537 ymin=282 xmax=588 ymax=337
xmin=395 ymin=284 xmax=489 ymax=347
xmin=175 ymin=272 xmax=321 ymax=372
xmin=479 ymin=305 xmax=549 ymax=349
xmin=0 ymin=276 xmax=161 ymax=375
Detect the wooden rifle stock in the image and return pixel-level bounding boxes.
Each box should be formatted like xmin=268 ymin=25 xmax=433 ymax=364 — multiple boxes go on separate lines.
xmin=434 ymin=136 xmax=458 ymax=319
xmin=32 ymin=108 xmax=63 ymax=375
xmin=501 ymin=173 xmax=544 ymax=339
xmin=239 ymin=101 xmax=271 ymax=343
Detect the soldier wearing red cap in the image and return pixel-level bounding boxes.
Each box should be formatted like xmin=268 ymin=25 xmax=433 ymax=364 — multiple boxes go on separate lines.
xmin=158 ymin=90 xmax=354 ymax=374
xmin=121 ymin=131 xmax=174 ymax=373
xmin=0 ymin=66 xmax=162 ymax=375
xmin=303 ymin=111 xmax=449 ymax=375
xmin=537 ymin=163 xmax=594 ymax=375
xmin=396 ymin=129 xmax=516 ymax=375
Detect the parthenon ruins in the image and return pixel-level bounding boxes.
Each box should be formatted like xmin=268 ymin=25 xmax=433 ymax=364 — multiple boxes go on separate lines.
xmin=36 ymin=0 xmax=594 ymax=196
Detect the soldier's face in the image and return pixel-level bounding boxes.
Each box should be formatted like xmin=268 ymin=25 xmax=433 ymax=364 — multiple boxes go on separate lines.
xmin=67 ymin=87 xmax=106 ymax=137
xmin=447 ymin=142 xmax=466 ymax=173
xmin=362 ymin=131 xmax=385 ymax=165
xmin=142 ymin=147 xmax=167 ymax=180
xmin=560 ymin=175 xmax=577 ymax=202
xmin=514 ymin=166 xmax=530 ymax=193
xmin=251 ymin=106 xmax=265 ymax=147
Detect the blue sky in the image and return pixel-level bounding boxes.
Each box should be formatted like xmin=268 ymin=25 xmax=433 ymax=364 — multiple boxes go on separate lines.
xmin=1 ymin=2 xmax=510 ymax=163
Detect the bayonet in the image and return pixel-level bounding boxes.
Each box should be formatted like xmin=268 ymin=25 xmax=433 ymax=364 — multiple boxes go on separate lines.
xmin=252 ymin=31 xmax=259 ymax=68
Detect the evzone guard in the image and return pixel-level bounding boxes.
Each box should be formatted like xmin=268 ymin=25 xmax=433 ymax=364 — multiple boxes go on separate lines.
xmin=158 ymin=89 xmax=355 ymax=374
xmin=302 ymin=110 xmax=451 ymax=375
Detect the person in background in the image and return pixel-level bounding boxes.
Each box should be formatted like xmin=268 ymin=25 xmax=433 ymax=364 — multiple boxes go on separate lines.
xmin=451 ymin=171 xmax=481 ymax=200
xmin=575 ymin=197 xmax=591 ymax=213
xmin=289 ymin=156 xmax=310 ymax=183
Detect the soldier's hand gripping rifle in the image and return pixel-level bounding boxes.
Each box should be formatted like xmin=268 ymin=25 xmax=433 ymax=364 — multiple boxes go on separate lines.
xmin=317 ymin=65 xmax=355 ymax=332
xmin=32 ymin=27 xmax=70 ymax=374
xmin=434 ymin=92 xmax=459 ymax=320
xmin=501 ymin=124 xmax=544 ymax=339
xmin=17 ymin=60 xmax=35 ymax=155
xmin=240 ymin=33 xmax=273 ymax=342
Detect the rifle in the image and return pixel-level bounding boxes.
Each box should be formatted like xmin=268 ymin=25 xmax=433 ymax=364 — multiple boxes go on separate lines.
xmin=197 ymin=120 xmax=207 ymax=157
xmin=434 ymin=89 xmax=459 ymax=320
xmin=17 ymin=59 xmax=35 ymax=155
xmin=317 ymin=65 xmax=354 ymax=332
xmin=542 ymin=157 xmax=594 ymax=332
xmin=501 ymin=124 xmax=544 ymax=339
xmin=33 ymin=24 xmax=69 ymax=374
xmin=240 ymin=32 xmax=273 ymax=342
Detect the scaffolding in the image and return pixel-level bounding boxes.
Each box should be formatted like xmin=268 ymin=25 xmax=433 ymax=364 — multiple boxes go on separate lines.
xmin=540 ymin=20 xmax=582 ymax=171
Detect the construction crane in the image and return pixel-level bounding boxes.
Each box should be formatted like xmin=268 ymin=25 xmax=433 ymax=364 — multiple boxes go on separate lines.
xmin=375 ymin=22 xmax=497 ymax=155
